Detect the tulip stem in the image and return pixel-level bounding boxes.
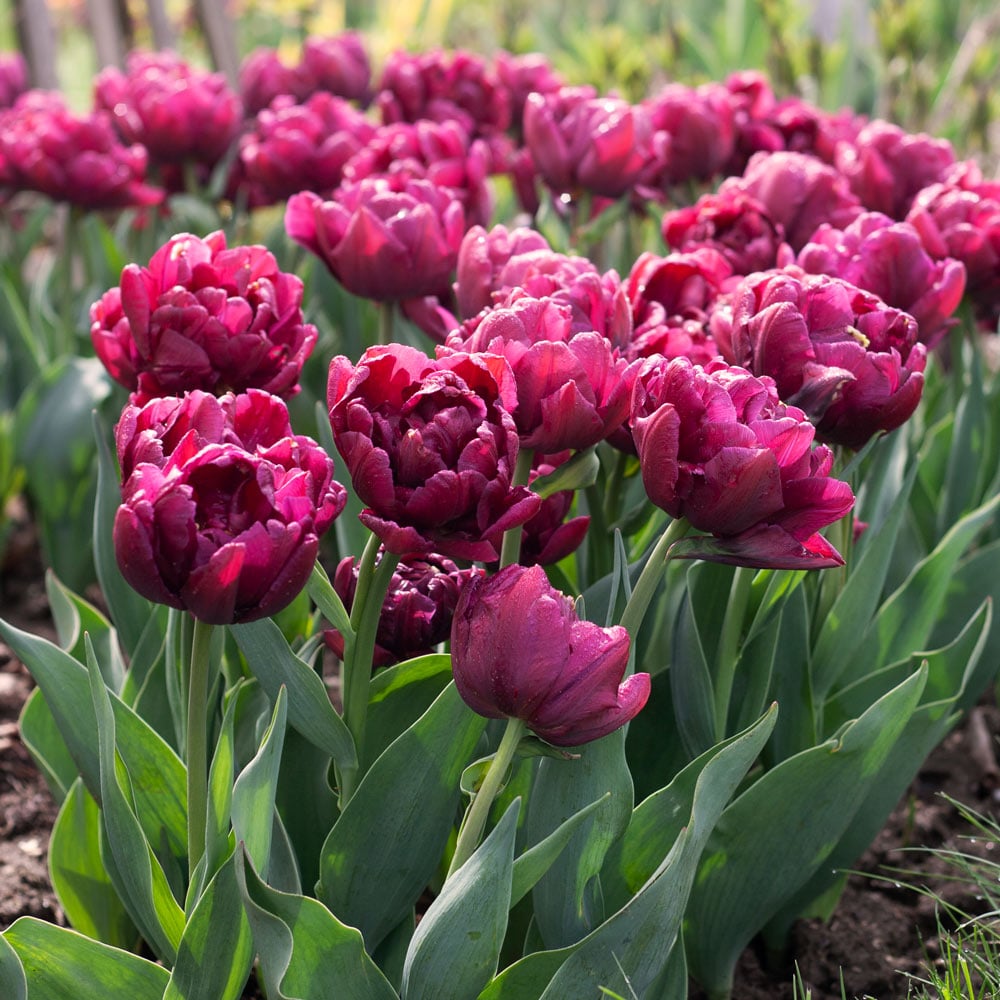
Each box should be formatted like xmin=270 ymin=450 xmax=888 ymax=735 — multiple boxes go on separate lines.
xmin=499 ymin=447 xmax=535 ymax=569
xmin=340 ymin=533 xmax=400 ymax=803
xmin=378 ymin=301 xmax=395 ymax=346
xmin=713 ymin=565 xmax=755 ymax=741
xmin=618 ymin=516 xmax=690 ymax=640
xmin=186 ymin=617 xmax=214 ymax=884
xmin=448 ymin=716 xmax=525 ymax=878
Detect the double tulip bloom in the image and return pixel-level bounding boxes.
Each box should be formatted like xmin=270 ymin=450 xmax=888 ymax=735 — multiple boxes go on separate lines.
xmin=286 ymin=176 xmax=466 ymax=302
xmin=715 ymin=268 xmax=926 ymax=449
xmin=327 ymin=344 xmax=540 ymax=562
xmin=114 ymin=390 xmax=346 ymax=625
xmin=630 ymin=357 xmax=855 ymax=568
xmin=451 ymin=564 xmax=650 ymax=747
xmin=90 ymin=231 xmax=318 ymax=405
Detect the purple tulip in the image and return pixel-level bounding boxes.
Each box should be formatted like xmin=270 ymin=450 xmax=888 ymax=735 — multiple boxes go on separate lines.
xmin=630 ymin=357 xmax=855 ymax=568
xmin=444 ymin=289 xmax=634 ymax=453
xmin=624 ymin=250 xmax=730 ymax=365
xmin=450 ymin=564 xmax=649 ymax=746
xmin=239 ymin=48 xmax=303 ymax=116
xmin=797 ymin=212 xmax=966 ymax=347
xmin=494 ymin=51 xmax=564 ymax=136
xmin=661 ymin=188 xmax=793 ymax=277
xmin=0 ymin=91 xmax=162 ymax=209
xmin=715 ymin=268 xmax=926 ymax=449
xmin=0 ymin=52 xmax=27 ymax=109
xmin=90 ymin=231 xmax=317 ymax=405
xmin=114 ymin=390 xmax=346 ymax=625
xmin=835 ymin=119 xmax=956 ymax=219
xmin=299 ymin=33 xmax=372 ymax=106
xmin=236 ymin=92 xmax=376 ymax=206
xmin=327 ymin=344 xmax=540 ymax=562
xmin=324 ymin=550 xmax=482 ymax=667
xmin=95 ymin=51 xmax=242 ymax=170
xmin=523 ymin=87 xmax=653 ymax=200
xmin=721 ymin=150 xmax=862 ymax=252
xmin=286 ymin=176 xmax=466 ymax=302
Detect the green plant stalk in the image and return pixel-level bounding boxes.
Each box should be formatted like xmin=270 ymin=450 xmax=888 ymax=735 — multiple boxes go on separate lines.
xmin=712 ymin=565 xmax=755 ymax=741
xmin=499 ymin=447 xmax=535 ymax=569
xmin=618 ymin=516 xmax=690 ymax=639
xmin=378 ymin=300 xmax=395 ymax=346
xmin=339 ymin=532 xmax=401 ymax=802
xmin=186 ymin=617 xmax=215 ymax=880
xmin=447 ymin=716 xmax=525 ymax=878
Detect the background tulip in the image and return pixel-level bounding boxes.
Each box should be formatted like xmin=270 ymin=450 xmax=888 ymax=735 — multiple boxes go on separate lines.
xmin=90 ymin=231 xmax=318 ymax=405
xmin=114 ymin=390 xmax=346 ymax=624
xmin=450 ymin=563 xmax=649 ymax=746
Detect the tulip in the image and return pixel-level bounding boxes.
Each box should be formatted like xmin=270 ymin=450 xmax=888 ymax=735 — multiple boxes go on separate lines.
xmin=299 ymin=32 xmax=372 ymax=106
xmin=90 ymin=230 xmax=317 ymax=405
xmin=444 ymin=289 xmax=633 ymax=453
xmin=624 ymin=249 xmax=731 ymax=365
xmin=630 ymin=356 xmax=855 ymax=568
xmin=94 ymin=51 xmax=242 ymax=170
xmin=797 ymin=212 xmax=966 ymax=347
xmin=721 ymin=150 xmax=862 ymax=252
xmin=493 ymin=51 xmax=564 ymax=136
xmin=114 ymin=390 xmax=346 ymax=625
xmin=451 ymin=564 xmax=649 ymax=746
xmin=512 ymin=454 xmax=590 ymax=567
xmin=523 ymin=87 xmax=653 ymax=200
xmin=327 ymin=344 xmax=540 ymax=562
xmin=286 ymin=176 xmax=466 ymax=302
xmin=835 ymin=119 xmax=956 ymax=220
xmin=715 ymin=268 xmax=926 ymax=450
xmin=324 ymin=550 xmax=482 ymax=667
xmin=239 ymin=48 xmax=303 ymax=116
xmin=661 ymin=188 xmax=793 ymax=277
xmin=237 ymin=92 xmax=376 ymax=206
xmin=0 ymin=91 xmax=162 ymax=209
xmin=0 ymin=52 xmax=27 ymax=109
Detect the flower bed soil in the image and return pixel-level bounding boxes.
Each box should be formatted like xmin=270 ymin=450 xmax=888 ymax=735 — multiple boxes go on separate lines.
xmin=2 ymin=509 xmax=998 ymax=1000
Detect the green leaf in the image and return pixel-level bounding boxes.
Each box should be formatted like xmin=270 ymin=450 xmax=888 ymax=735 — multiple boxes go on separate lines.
xmin=524 ymin=724 xmax=633 ymax=949
xmin=402 ymin=800 xmax=519 ymax=1000
xmin=236 ymin=847 xmax=397 ymax=1000
xmin=480 ymin=706 xmax=776 ymax=999
xmin=18 ymin=688 xmax=75 ymax=802
xmin=163 ymin=849 xmax=255 ymax=1000
xmin=87 ymin=636 xmax=185 ymax=963
xmin=810 ymin=461 xmax=916 ymax=698
xmin=0 ymin=926 xmax=27 ymax=1000
xmin=668 ymin=580 xmax=717 ymax=761
xmin=307 ymin=561 xmax=354 ymax=641
xmin=204 ymin=690 xmax=238 ymax=889
xmin=860 ymin=490 xmax=1000 ymax=675
xmin=1 ymin=919 xmax=168 ymax=999
xmin=684 ymin=667 xmax=927 ymax=999
xmin=317 ymin=683 xmax=486 ymax=951
xmin=232 ymin=687 xmax=289 ymax=880
xmin=93 ymin=410 xmax=161 ymax=658
xmin=0 ymin=617 xmax=188 ymax=859
xmin=49 ymin=778 xmax=138 ymax=949
xmin=529 ymin=448 xmax=600 ymax=498
xmin=231 ymin=618 xmax=357 ymax=771
xmin=365 ymin=653 xmax=454 ymax=770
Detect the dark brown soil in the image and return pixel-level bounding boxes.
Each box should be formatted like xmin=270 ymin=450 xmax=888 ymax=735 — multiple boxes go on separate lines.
xmin=2 ymin=506 xmax=999 ymax=999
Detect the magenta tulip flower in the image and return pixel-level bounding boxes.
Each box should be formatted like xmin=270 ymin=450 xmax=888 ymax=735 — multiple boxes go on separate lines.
xmin=114 ymin=390 xmax=346 ymax=625
xmin=797 ymin=212 xmax=966 ymax=347
xmin=0 ymin=51 xmax=27 ymax=109
xmin=286 ymin=176 xmax=466 ymax=302
xmin=327 ymin=344 xmax=540 ymax=562
xmin=715 ymin=268 xmax=926 ymax=449
xmin=451 ymin=564 xmax=649 ymax=746
xmin=90 ymin=231 xmax=317 ymax=405
xmin=0 ymin=91 xmax=162 ymax=209
xmin=630 ymin=356 xmax=855 ymax=568
xmin=95 ymin=51 xmax=242 ymax=170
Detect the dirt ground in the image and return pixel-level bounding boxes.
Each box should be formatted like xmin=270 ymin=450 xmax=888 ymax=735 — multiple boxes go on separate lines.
xmin=2 ymin=508 xmax=999 ymax=1000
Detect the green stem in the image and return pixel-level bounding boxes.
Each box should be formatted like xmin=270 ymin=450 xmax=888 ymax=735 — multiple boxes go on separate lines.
xmin=499 ymin=447 xmax=535 ymax=568
xmin=339 ymin=533 xmax=400 ymax=802
xmin=186 ymin=618 xmax=215 ymax=880
xmin=712 ymin=566 xmax=755 ymax=741
xmin=448 ymin=716 xmax=525 ymax=878
xmin=618 ymin=517 xmax=690 ymax=639
xmin=378 ymin=300 xmax=395 ymax=346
